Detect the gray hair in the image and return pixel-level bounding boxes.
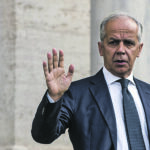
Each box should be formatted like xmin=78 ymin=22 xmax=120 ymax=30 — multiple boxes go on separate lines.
xmin=100 ymin=13 xmax=143 ymax=42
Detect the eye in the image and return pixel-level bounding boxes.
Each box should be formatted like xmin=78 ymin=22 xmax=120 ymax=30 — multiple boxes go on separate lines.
xmin=124 ymin=40 xmax=135 ymax=47
xmin=108 ymin=40 xmax=120 ymax=46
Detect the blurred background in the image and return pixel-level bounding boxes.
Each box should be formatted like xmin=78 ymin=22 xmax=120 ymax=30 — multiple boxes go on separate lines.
xmin=0 ymin=0 xmax=150 ymax=150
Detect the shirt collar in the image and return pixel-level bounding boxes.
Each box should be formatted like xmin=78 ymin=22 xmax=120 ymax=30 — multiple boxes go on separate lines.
xmin=102 ymin=66 xmax=135 ymax=86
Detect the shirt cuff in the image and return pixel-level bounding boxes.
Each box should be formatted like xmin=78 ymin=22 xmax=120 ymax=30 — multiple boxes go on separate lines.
xmin=46 ymin=92 xmax=59 ymax=103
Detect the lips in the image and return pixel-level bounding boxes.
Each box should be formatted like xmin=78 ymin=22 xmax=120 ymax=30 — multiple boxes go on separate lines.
xmin=114 ymin=60 xmax=127 ymax=63
xmin=114 ymin=60 xmax=128 ymax=65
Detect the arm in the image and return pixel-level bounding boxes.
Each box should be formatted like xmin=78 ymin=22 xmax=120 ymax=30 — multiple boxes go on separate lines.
xmin=31 ymin=91 xmax=62 ymax=143
xmin=31 ymin=49 xmax=74 ymax=143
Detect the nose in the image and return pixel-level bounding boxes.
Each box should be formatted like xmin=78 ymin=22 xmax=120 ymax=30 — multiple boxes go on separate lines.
xmin=116 ymin=41 xmax=125 ymax=55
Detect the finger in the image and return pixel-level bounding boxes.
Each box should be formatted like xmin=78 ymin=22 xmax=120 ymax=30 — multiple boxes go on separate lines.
xmin=58 ymin=50 xmax=64 ymax=68
xmin=43 ymin=61 xmax=49 ymax=77
xmin=47 ymin=52 xmax=53 ymax=72
xmin=53 ymin=48 xmax=58 ymax=68
xmin=67 ymin=64 xmax=74 ymax=80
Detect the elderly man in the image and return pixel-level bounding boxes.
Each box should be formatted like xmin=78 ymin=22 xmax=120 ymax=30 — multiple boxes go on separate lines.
xmin=31 ymin=13 xmax=150 ymax=150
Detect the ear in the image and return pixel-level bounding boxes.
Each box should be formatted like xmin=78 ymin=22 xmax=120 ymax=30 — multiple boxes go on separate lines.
xmin=98 ymin=41 xmax=104 ymax=56
xmin=137 ymin=43 xmax=143 ymax=57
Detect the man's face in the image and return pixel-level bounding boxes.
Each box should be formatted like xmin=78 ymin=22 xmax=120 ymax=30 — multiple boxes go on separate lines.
xmin=98 ymin=17 xmax=143 ymax=78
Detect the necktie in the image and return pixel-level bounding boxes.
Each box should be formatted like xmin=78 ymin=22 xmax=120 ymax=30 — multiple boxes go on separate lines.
xmin=119 ymin=79 xmax=146 ymax=150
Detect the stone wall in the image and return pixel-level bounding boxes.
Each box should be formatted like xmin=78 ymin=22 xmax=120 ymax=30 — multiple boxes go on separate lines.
xmin=0 ymin=0 xmax=90 ymax=150
xmin=0 ymin=0 xmax=16 ymax=147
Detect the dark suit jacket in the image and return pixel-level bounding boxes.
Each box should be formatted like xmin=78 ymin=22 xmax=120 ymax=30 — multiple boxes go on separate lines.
xmin=31 ymin=69 xmax=150 ymax=150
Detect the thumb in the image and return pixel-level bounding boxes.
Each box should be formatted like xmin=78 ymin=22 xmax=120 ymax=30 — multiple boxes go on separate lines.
xmin=67 ymin=64 xmax=74 ymax=79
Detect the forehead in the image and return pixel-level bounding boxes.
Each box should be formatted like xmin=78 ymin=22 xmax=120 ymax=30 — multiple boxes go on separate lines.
xmin=105 ymin=17 xmax=138 ymax=39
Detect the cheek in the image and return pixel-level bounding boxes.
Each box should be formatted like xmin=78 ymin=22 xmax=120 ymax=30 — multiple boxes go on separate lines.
xmin=103 ymin=46 xmax=115 ymax=55
xmin=102 ymin=46 xmax=116 ymax=61
xmin=127 ymin=51 xmax=138 ymax=64
xmin=104 ymin=49 xmax=115 ymax=59
xmin=103 ymin=52 xmax=114 ymax=64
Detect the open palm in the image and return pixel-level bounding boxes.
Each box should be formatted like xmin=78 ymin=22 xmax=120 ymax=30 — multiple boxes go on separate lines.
xmin=43 ymin=49 xmax=74 ymax=101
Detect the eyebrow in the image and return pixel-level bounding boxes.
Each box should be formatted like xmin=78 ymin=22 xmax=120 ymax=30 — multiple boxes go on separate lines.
xmin=109 ymin=37 xmax=134 ymax=42
xmin=109 ymin=37 xmax=120 ymax=40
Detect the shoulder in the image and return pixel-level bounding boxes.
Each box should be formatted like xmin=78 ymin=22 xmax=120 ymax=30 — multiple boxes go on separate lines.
xmin=64 ymin=69 xmax=103 ymax=96
xmin=69 ymin=75 xmax=95 ymax=91
xmin=134 ymin=77 xmax=150 ymax=89
xmin=69 ymin=69 xmax=104 ymax=90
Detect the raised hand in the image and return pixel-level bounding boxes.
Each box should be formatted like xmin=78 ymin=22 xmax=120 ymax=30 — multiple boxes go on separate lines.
xmin=43 ymin=48 xmax=74 ymax=101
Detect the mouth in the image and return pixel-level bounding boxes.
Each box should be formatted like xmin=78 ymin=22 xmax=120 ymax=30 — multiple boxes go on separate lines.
xmin=113 ymin=60 xmax=128 ymax=65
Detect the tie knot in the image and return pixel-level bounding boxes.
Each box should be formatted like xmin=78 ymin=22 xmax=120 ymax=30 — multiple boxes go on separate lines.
xmin=118 ymin=78 xmax=130 ymax=89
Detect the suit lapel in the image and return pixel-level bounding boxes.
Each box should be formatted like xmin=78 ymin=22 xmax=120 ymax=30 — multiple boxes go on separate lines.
xmin=135 ymin=79 xmax=150 ymax=141
xmin=89 ymin=70 xmax=117 ymax=150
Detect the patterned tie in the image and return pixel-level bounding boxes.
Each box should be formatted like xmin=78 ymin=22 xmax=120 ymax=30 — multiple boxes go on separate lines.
xmin=119 ymin=79 xmax=146 ymax=150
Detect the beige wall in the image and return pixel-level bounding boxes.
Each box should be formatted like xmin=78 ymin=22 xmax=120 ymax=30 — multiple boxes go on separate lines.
xmin=0 ymin=0 xmax=16 ymax=147
xmin=15 ymin=0 xmax=90 ymax=150
xmin=0 ymin=0 xmax=90 ymax=150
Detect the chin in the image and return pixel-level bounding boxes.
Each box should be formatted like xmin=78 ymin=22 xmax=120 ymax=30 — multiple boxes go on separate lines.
xmin=112 ymin=68 xmax=130 ymax=78
xmin=116 ymin=70 xmax=130 ymax=78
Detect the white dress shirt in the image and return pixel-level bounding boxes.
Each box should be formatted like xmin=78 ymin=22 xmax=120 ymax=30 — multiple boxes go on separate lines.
xmin=47 ymin=67 xmax=150 ymax=150
xmin=103 ymin=67 xmax=149 ymax=150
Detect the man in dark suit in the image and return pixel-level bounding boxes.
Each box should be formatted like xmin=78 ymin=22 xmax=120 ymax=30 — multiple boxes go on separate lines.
xmin=31 ymin=13 xmax=150 ymax=150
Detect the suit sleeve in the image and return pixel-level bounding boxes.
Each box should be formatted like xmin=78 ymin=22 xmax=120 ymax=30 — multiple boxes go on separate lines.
xmin=31 ymin=89 xmax=75 ymax=144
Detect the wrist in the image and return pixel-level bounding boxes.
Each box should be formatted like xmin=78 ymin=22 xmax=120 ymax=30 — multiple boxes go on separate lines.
xmin=48 ymin=90 xmax=64 ymax=102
